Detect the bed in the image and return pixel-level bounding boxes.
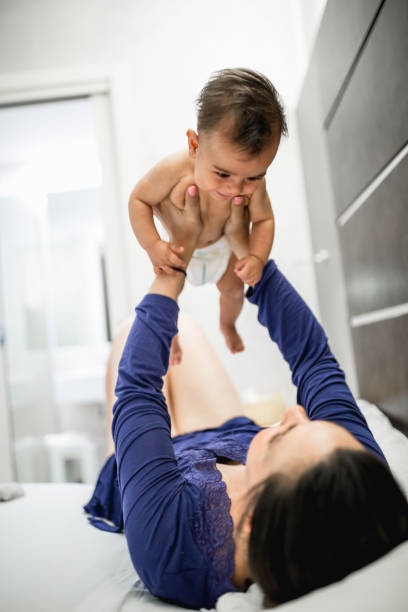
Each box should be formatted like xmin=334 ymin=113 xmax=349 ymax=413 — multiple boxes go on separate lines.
xmin=1 ymin=400 xmax=407 ymax=612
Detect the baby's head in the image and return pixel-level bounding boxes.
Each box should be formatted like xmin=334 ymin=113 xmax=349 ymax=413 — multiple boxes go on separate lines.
xmin=187 ymin=68 xmax=287 ymax=200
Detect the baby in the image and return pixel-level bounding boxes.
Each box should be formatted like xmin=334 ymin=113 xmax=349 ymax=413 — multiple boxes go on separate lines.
xmin=129 ymin=68 xmax=287 ymax=363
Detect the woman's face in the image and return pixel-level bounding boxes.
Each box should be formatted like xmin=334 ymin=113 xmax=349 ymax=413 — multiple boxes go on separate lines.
xmin=245 ymin=405 xmax=364 ymax=488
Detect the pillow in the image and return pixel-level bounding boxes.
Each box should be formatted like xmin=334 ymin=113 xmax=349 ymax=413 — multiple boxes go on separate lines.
xmin=216 ymin=541 xmax=408 ymax=612
xmin=357 ymin=399 xmax=408 ymax=497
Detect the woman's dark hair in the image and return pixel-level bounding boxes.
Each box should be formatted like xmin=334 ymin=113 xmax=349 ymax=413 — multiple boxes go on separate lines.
xmin=248 ymin=449 xmax=408 ymax=607
xmin=196 ymin=68 xmax=287 ymax=154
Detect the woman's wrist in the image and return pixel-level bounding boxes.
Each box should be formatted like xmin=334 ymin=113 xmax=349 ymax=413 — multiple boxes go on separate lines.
xmin=149 ymin=272 xmax=186 ymax=302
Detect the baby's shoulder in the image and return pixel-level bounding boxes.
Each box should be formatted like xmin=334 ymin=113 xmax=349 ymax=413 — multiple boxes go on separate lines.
xmin=164 ymin=151 xmax=195 ymax=209
xmin=157 ymin=149 xmax=192 ymax=181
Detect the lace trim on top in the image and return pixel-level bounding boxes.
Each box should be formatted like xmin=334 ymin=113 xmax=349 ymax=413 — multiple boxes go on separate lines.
xmin=182 ymin=449 xmax=237 ymax=603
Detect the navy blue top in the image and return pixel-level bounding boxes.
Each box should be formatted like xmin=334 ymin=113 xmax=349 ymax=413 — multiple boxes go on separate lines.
xmin=84 ymin=260 xmax=385 ymax=610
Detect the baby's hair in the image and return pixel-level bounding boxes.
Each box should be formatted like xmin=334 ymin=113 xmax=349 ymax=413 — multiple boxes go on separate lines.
xmin=196 ymin=68 xmax=287 ymax=154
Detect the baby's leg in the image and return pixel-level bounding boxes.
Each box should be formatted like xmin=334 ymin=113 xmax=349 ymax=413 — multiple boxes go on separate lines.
xmin=166 ymin=313 xmax=243 ymax=435
xmin=216 ymin=254 xmax=245 ymax=354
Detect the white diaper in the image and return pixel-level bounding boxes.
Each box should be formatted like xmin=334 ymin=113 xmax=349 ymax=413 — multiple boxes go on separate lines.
xmin=187 ymin=236 xmax=231 ymax=286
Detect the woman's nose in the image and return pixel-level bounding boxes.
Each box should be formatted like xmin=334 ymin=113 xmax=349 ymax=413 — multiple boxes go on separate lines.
xmin=284 ymin=404 xmax=309 ymax=425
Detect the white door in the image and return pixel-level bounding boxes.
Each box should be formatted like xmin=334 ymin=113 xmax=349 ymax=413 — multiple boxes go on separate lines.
xmin=0 ymin=95 xmax=126 ymax=482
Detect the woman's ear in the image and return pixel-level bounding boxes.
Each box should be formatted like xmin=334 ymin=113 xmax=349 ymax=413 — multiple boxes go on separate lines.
xmin=186 ymin=129 xmax=199 ymax=157
xmin=240 ymin=511 xmax=252 ymax=542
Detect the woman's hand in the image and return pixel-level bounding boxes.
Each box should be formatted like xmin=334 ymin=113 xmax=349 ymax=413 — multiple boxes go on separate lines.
xmin=158 ymin=185 xmax=203 ymax=249
xmin=149 ymin=186 xmax=201 ymax=301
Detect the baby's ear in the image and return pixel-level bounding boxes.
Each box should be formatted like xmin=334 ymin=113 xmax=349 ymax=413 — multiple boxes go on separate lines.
xmin=186 ymin=129 xmax=199 ymax=156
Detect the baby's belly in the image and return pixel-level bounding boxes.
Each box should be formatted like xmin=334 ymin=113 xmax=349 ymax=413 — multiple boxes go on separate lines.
xmin=195 ymin=231 xmax=224 ymax=249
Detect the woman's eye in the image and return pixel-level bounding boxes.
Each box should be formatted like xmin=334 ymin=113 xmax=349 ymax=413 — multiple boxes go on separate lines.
xmin=248 ymin=177 xmax=261 ymax=182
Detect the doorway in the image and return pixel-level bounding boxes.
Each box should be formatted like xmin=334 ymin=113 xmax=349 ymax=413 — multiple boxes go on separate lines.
xmin=0 ymin=96 xmax=117 ymax=482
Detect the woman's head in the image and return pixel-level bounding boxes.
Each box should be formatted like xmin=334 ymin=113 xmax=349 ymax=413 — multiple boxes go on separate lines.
xmin=245 ymin=404 xmax=364 ymax=487
xmin=246 ymin=447 xmax=408 ymax=606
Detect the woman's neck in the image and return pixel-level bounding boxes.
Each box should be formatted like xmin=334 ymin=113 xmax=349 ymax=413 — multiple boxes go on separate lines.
xmin=216 ymin=463 xmax=252 ymax=589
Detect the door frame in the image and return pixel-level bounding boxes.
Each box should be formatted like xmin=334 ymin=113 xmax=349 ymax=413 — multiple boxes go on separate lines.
xmin=0 ymin=64 xmax=132 ymax=326
xmin=0 ymin=65 xmax=132 ymax=480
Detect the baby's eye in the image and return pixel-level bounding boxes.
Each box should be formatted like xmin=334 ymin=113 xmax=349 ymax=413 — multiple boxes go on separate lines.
xmin=247 ymin=177 xmax=261 ymax=182
xmin=215 ymin=171 xmax=230 ymax=179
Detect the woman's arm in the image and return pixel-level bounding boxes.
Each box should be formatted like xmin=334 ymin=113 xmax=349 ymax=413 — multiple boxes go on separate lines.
xmin=246 ymin=260 xmax=387 ymax=463
xmin=111 ymin=186 xmax=207 ymax=603
xmin=112 ymin=294 xmax=188 ymax=588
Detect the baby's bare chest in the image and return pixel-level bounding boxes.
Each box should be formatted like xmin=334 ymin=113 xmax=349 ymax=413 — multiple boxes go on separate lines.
xmin=157 ymin=176 xmax=232 ymax=248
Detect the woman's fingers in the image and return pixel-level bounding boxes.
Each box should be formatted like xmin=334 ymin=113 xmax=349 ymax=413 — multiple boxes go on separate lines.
xmin=169 ymin=253 xmax=186 ymax=268
xmin=184 ymin=185 xmax=202 ymax=228
xmin=168 ymin=244 xmax=185 ymax=268
xmin=169 ymin=244 xmax=184 ymax=254
xmin=166 ymin=244 xmax=186 ymax=269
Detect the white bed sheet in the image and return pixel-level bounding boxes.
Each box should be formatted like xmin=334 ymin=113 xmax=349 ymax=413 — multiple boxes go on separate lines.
xmin=0 ymin=400 xmax=407 ymax=612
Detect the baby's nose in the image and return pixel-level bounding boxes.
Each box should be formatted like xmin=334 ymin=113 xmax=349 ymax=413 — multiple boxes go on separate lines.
xmin=242 ymin=183 xmax=256 ymax=196
xmin=227 ymin=179 xmax=245 ymax=196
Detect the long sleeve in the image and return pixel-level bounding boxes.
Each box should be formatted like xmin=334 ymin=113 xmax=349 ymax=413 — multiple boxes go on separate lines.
xmin=111 ymin=294 xmax=210 ymax=608
xmin=246 ymin=260 xmax=387 ymax=464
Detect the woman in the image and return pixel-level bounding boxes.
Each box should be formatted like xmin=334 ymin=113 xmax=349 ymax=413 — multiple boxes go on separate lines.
xmin=84 ymin=188 xmax=408 ymax=609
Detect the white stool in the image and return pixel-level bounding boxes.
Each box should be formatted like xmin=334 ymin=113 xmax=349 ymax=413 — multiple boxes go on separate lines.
xmin=14 ymin=436 xmax=49 ymax=482
xmin=44 ymin=432 xmax=98 ymax=483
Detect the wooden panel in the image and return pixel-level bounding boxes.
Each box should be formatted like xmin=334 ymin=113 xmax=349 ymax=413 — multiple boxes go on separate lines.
xmin=340 ymin=155 xmax=408 ymax=316
xmin=352 ymin=315 xmax=408 ymax=424
xmin=327 ymin=0 xmax=408 ymax=215
xmin=315 ymin=0 xmax=383 ymax=121
xmin=296 ymin=61 xmax=358 ymax=394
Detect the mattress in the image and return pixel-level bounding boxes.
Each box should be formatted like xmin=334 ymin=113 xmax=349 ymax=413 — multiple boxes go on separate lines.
xmin=0 ymin=400 xmax=407 ymax=612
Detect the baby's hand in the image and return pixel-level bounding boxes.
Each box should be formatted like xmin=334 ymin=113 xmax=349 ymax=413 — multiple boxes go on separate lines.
xmin=147 ymin=240 xmax=186 ymax=276
xmin=234 ymin=254 xmax=264 ymax=286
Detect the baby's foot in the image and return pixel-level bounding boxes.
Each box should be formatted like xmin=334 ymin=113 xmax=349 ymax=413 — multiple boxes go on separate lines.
xmin=221 ymin=324 xmax=245 ymax=354
xmin=169 ymin=334 xmax=183 ymax=366
xmin=224 ymin=201 xmax=250 ymax=260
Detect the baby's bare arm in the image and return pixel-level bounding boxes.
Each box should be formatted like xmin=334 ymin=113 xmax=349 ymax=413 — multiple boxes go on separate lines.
xmin=129 ymin=151 xmax=187 ymax=248
xmin=248 ymin=181 xmax=275 ymax=265
xmin=129 ymin=152 xmax=191 ymax=274
xmin=232 ymin=182 xmax=274 ymax=286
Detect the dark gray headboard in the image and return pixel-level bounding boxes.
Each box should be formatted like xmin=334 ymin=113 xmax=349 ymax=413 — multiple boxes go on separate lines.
xmin=297 ymin=0 xmax=408 ymax=430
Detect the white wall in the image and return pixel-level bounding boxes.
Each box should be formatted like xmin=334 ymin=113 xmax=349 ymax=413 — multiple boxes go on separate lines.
xmin=0 ymin=0 xmax=326 ymax=410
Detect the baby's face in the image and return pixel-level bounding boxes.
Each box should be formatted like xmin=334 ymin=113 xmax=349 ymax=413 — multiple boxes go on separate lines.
xmin=188 ymin=127 xmax=279 ymax=202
